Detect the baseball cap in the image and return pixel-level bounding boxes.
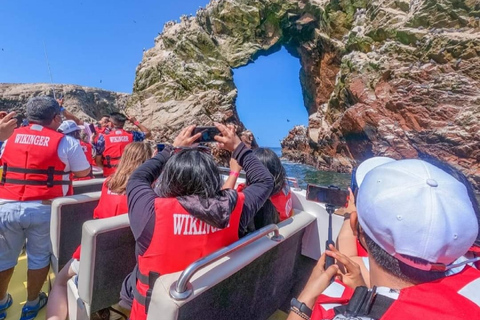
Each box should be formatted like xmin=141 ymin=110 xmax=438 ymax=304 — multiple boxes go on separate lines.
xmin=58 ymin=120 xmax=84 ymax=134
xmin=355 ymin=156 xmax=395 ymax=187
xmin=357 ymin=159 xmax=478 ymax=271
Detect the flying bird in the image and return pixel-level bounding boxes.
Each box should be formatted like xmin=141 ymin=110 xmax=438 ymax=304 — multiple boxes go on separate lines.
xmin=100 ymin=80 xmax=102 ymax=83
xmin=287 ymin=119 xmax=290 ymax=122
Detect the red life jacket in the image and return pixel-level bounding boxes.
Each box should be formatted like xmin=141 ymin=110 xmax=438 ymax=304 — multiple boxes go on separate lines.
xmin=72 ymin=180 xmax=128 ymax=260
xmin=101 ymin=129 xmax=133 ymax=177
xmin=131 ymin=193 xmax=245 ymax=320
xmin=70 ymin=141 xmax=94 ymax=187
xmin=238 ymin=182 xmax=293 ymax=221
xmin=311 ymin=266 xmax=480 ymax=320
xmin=0 ymin=125 xmax=71 ymax=201
xmin=270 ymin=183 xmax=293 ymax=221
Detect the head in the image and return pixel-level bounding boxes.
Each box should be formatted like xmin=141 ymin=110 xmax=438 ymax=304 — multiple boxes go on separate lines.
xmin=156 ymin=148 xmax=222 ymax=198
xmin=251 ymin=148 xmax=286 ymax=195
xmin=58 ymin=120 xmax=83 ymax=140
xmin=107 ymin=142 xmax=153 ymax=194
xmin=354 ymin=159 xmax=478 ymax=284
xmin=108 ymin=112 xmax=127 ymax=129
xmin=99 ymin=115 xmax=110 ymax=128
xmin=26 ymin=97 xmax=62 ymax=129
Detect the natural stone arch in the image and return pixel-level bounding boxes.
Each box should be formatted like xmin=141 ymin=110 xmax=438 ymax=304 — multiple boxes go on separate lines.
xmin=129 ymin=0 xmax=480 ymax=189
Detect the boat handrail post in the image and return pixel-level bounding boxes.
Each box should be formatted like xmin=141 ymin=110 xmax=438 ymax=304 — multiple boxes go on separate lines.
xmin=169 ymin=224 xmax=283 ymax=301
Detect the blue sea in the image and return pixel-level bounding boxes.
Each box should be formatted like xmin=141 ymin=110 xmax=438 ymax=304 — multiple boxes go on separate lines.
xmin=270 ymin=147 xmax=351 ymax=189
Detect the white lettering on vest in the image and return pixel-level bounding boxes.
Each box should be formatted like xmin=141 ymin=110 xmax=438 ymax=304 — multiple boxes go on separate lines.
xmin=14 ymin=134 xmax=50 ymax=147
xmin=458 ymin=278 xmax=480 ymax=307
xmin=173 ymin=214 xmax=225 ymax=235
xmin=109 ymin=136 xmax=129 ymax=143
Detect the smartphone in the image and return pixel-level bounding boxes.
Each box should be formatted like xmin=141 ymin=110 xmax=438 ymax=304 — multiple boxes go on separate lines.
xmin=192 ymin=126 xmax=221 ymax=143
xmin=306 ymin=184 xmax=349 ymax=207
xmin=157 ymin=143 xmax=165 ymax=152
xmin=350 ymin=167 xmax=358 ymax=195
xmin=88 ymin=123 xmax=96 ymax=134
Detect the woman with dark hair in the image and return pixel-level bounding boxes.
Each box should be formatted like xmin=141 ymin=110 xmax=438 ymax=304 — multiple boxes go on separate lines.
xmin=126 ymin=124 xmax=274 ymax=320
xmin=224 ymin=147 xmax=293 ymax=234
xmin=47 ymin=141 xmax=153 ymax=320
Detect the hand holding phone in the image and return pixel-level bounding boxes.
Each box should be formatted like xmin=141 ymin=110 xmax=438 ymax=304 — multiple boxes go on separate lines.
xmin=192 ymin=126 xmax=221 ymax=143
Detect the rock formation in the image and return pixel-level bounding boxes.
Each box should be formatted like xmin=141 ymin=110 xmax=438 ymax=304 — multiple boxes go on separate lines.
xmin=130 ymin=0 xmax=480 ymax=188
xmin=0 ymin=83 xmax=129 ymax=122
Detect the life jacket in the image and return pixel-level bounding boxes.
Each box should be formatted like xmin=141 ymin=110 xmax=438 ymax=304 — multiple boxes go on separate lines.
xmin=72 ymin=180 xmax=128 ymax=260
xmin=101 ymin=129 xmax=133 ymax=177
xmin=311 ymin=266 xmax=480 ymax=320
xmin=270 ymin=183 xmax=293 ymax=221
xmin=69 ymin=141 xmax=94 ymax=187
xmin=131 ymin=193 xmax=245 ymax=320
xmin=93 ymin=127 xmax=108 ymax=144
xmin=238 ymin=182 xmax=293 ymax=221
xmin=0 ymin=125 xmax=71 ymax=201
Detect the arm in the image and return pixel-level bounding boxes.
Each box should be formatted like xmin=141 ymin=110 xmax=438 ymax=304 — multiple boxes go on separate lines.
xmin=336 ymin=188 xmax=359 ymax=258
xmin=128 ymin=116 xmax=151 ymax=139
xmin=63 ymin=136 xmax=91 ymax=178
xmin=214 ymin=123 xmax=274 ymax=236
xmin=57 ymin=98 xmax=84 ymax=125
xmin=221 ymin=158 xmax=242 ymax=190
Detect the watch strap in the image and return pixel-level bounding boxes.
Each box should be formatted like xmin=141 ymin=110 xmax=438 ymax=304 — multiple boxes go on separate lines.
xmin=290 ymin=298 xmax=312 ymax=318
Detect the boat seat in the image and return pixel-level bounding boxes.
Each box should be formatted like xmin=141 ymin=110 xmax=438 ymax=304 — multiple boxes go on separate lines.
xmin=67 ymin=214 xmax=135 ymax=320
xmin=50 ymin=192 xmax=101 ymax=274
xmin=72 ymin=178 xmax=105 ymax=195
xmin=146 ymin=210 xmax=317 ymax=320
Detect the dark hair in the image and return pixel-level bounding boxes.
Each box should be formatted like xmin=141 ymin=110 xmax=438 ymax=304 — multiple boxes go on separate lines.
xmin=363 ymin=232 xmax=446 ymax=284
xmin=101 ymin=114 xmax=110 ymax=119
xmin=26 ymin=97 xmax=60 ymax=125
xmin=246 ymin=148 xmax=286 ymax=232
xmin=156 ymin=149 xmax=222 ymax=198
xmin=422 ymin=157 xmax=480 ymax=247
xmin=109 ymin=112 xmax=127 ymax=127
xmin=65 ymin=130 xmax=81 ymax=140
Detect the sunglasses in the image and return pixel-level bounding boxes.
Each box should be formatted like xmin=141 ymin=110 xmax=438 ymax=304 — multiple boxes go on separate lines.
xmin=172 ymin=146 xmax=211 ymax=155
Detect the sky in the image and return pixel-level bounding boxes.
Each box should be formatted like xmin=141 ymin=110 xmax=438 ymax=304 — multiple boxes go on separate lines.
xmin=0 ymin=0 xmax=307 ymax=147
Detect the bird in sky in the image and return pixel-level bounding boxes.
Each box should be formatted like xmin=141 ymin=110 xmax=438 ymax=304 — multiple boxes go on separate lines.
xmin=100 ymin=80 xmax=102 ymax=83
xmin=287 ymin=119 xmax=290 ymax=122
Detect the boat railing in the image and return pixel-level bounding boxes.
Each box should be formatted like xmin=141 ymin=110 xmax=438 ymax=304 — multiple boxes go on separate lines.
xmin=286 ymin=177 xmax=302 ymax=191
xmin=169 ymin=224 xmax=283 ymax=301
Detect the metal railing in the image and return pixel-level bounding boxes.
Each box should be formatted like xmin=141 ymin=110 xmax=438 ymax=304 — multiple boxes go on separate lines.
xmin=169 ymin=224 xmax=283 ymax=300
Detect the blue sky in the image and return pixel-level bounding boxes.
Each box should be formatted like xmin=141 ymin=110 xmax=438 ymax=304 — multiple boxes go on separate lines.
xmin=0 ymin=0 xmax=307 ymax=147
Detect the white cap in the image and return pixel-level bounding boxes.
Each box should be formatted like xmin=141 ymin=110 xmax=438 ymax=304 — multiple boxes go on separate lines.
xmin=357 ymin=159 xmax=478 ymax=271
xmin=58 ymin=120 xmax=84 ymax=134
xmin=355 ymin=156 xmax=395 ymax=187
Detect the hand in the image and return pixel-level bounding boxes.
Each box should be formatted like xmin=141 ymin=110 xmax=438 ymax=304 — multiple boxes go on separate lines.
xmin=173 ymin=125 xmax=201 ymax=148
xmin=214 ymin=123 xmax=241 ymax=152
xmin=56 ymin=98 xmax=64 ymax=106
xmin=0 ymin=111 xmax=17 ymax=141
xmin=326 ymin=244 xmax=366 ymax=289
xmin=229 ymin=158 xmax=242 ymax=173
xmin=297 ymin=252 xmax=339 ymax=308
xmin=127 ymin=115 xmax=137 ymax=124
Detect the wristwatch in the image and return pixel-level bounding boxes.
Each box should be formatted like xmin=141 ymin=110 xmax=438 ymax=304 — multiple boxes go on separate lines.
xmin=290 ymin=298 xmax=312 ymax=319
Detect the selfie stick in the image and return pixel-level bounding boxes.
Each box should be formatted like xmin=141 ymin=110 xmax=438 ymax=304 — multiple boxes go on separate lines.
xmin=324 ymin=204 xmax=336 ymax=269
xmin=43 ymin=41 xmax=56 ymax=100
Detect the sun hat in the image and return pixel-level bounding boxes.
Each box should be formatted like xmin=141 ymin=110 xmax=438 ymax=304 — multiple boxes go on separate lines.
xmin=356 ymin=159 xmax=478 ymax=271
xmin=355 ymin=156 xmax=395 ymax=188
xmin=58 ymin=120 xmax=84 ymax=134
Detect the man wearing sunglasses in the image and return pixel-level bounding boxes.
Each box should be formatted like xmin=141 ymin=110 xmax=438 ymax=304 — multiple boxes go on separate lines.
xmin=288 ymin=159 xmax=480 ymax=320
xmin=0 ymin=97 xmax=91 ymax=320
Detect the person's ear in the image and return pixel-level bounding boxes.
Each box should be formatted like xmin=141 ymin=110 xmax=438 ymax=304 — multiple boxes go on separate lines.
xmin=350 ymin=210 xmax=358 ymax=236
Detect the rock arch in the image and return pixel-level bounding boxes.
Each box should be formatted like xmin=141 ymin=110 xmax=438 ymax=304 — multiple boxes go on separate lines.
xmin=130 ymin=0 xmax=480 ymax=188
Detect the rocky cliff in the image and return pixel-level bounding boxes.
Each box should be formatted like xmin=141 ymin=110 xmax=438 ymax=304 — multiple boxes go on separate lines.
xmin=131 ymin=0 xmax=480 ymax=188
xmin=0 ymin=83 xmax=129 ymax=122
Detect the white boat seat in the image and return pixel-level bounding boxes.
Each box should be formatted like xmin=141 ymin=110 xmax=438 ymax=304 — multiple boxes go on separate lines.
xmin=72 ymin=178 xmax=105 ymax=195
xmin=68 ymin=214 xmax=135 ymax=320
xmin=146 ymin=211 xmax=317 ymax=320
xmin=50 ymin=192 xmax=101 ymax=274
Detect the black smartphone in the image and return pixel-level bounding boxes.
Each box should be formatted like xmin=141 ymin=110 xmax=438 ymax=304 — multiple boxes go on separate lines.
xmin=350 ymin=167 xmax=358 ymax=195
xmin=157 ymin=143 xmax=165 ymax=152
xmin=192 ymin=126 xmax=221 ymax=143
xmin=306 ymin=184 xmax=349 ymax=207
xmin=88 ymin=123 xmax=96 ymax=134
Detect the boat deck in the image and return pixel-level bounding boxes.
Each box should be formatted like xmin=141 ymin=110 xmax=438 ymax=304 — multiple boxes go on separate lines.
xmin=7 ymin=254 xmax=50 ymax=320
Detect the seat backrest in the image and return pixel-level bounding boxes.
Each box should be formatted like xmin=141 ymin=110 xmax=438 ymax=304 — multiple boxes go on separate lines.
xmin=146 ymin=210 xmax=317 ymax=320
xmin=77 ymin=214 xmax=136 ymax=316
xmin=73 ymin=178 xmax=105 ymax=195
xmin=50 ymin=192 xmax=101 ymax=274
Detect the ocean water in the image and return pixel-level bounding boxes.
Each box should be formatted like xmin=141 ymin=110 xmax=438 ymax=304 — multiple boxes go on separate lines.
xmin=270 ymin=147 xmax=351 ymax=189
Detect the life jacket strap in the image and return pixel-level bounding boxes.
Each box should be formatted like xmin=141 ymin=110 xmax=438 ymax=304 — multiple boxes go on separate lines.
xmin=334 ymin=286 xmax=394 ymax=319
xmin=0 ymin=164 xmax=71 ymax=188
xmin=104 ymin=155 xmax=121 ymax=168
